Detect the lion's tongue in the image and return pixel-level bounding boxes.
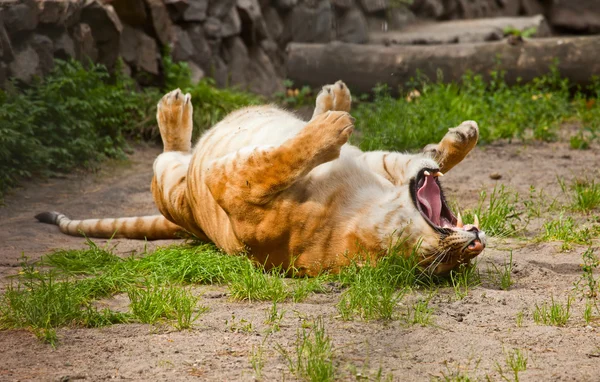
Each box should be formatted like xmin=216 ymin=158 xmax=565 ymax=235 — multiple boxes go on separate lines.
xmin=417 ymin=175 xmax=442 ymax=226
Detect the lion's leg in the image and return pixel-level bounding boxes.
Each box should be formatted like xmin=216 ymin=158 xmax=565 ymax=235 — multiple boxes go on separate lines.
xmin=151 ymin=89 xmax=202 ymax=238
xmin=311 ymin=80 xmax=351 ymax=119
xmin=205 ymin=110 xmax=355 ymax=209
xmin=422 ymin=120 xmax=479 ymax=174
xmin=356 ymin=121 xmax=479 ymax=184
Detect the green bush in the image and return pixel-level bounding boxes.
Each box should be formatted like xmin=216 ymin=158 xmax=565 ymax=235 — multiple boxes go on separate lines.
xmin=0 ymin=58 xmax=262 ymax=201
xmin=0 ymin=60 xmax=151 ymax=200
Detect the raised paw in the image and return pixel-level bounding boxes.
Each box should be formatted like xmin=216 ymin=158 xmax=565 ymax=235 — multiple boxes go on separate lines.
xmin=423 ymin=121 xmax=479 ymax=173
xmin=305 ymin=110 xmax=354 ymax=162
xmin=157 ymin=88 xmax=193 ymax=152
xmin=312 ymin=80 xmax=352 ymax=119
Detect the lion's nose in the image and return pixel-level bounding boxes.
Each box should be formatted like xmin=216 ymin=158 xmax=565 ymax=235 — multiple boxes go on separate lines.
xmin=467 ymin=238 xmax=484 ymax=253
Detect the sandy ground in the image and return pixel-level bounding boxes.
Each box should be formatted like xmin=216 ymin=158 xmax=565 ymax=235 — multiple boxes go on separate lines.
xmin=1 ymin=139 xmax=600 ymax=381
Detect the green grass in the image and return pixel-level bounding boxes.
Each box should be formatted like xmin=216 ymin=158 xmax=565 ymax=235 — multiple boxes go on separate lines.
xmin=538 ymin=215 xmax=599 ymax=251
xmin=352 ymin=65 xmax=600 ymax=152
xmin=496 ymin=348 xmax=528 ymax=382
xmin=277 ymin=317 xmax=335 ymax=382
xmin=127 ymin=281 xmax=207 ymax=329
xmin=405 ymin=294 xmax=435 ymax=326
xmin=0 ymin=261 xmax=130 ymax=346
xmin=228 ymin=263 xmax=289 ymax=302
xmin=575 ymin=247 xmax=599 ymax=299
xmin=460 ymin=185 xmax=521 ymax=237
xmin=570 ymin=179 xmax=600 ymax=213
xmin=0 ymin=242 xmax=334 ymax=344
xmin=533 ymin=296 xmax=572 ymax=326
xmin=448 ymin=263 xmax=481 ymax=300
xmin=335 ymin=247 xmax=426 ymax=321
xmin=487 ymin=251 xmax=514 ymax=291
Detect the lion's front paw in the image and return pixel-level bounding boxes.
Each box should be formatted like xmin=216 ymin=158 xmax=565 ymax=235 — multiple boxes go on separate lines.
xmin=312 ymin=80 xmax=352 ymax=119
xmin=157 ymin=89 xmax=193 ymax=152
xmin=305 ymin=110 xmax=354 ymax=161
xmin=424 ymin=121 xmax=479 ymax=173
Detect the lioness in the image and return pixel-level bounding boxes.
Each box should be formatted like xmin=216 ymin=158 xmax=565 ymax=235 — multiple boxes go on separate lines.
xmin=37 ymin=81 xmax=485 ymax=275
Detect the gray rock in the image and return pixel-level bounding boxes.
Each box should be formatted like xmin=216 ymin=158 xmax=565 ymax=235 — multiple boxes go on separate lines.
xmin=370 ymin=15 xmax=551 ymax=46
xmin=358 ymin=0 xmax=387 ymax=13
xmin=170 ymin=25 xmax=194 ymax=62
xmin=72 ymin=22 xmax=98 ymax=62
xmin=246 ymin=46 xmax=283 ymax=96
xmin=120 ymin=25 xmax=159 ymax=75
xmin=37 ymin=0 xmax=83 ymax=25
xmin=208 ymin=0 xmax=235 ymax=19
xmin=336 ymin=7 xmax=368 ymax=43
xmin=209 ymin=54 xmax=228 ymax=87
xmin=236 ymin=0 xmax=267 ymax=44
xmin=182 ymin=0 xmax=208 ymax=21
xmin=331 ymin=0 xmax=353 ymax=9
xmin=274 ymin=0 xmax=297 ymax=11
xmin=164 ymin=0 xmax=189 ymax=22
xmin=203 ymin=16 xmax=222 ymax=38
xmin=0 ymin=11 xmax=14 ymax=61
xmin=80 ymin=0 xmax=122 ymax=43
xmin=262 ymin=6 xmax=283 ymax=42
xmin=52 ymin=31 xmax=75 ymax=59
xmin=8 ymin=43 xmax=39 ymax=82
xmin=410 ymin=0 xmax=444 ymax=19
xmin=31 ymin=34 xmax=53 ymax=76
xmin=549 ymin=0 xmax=600 ymax=33
xmin=110 ymin=0 xmax=147 ymax=27
xmin=521 ymin=0 xmax=545 ymax=16
xmin=187 ymin=60 xmax=205 ymax=84
xmin=223 ymin=36 xmax=249 ymax=88
xmin=187 ymin=24 xmax=212 ymax=70
xmin=387 ymin=4 xmax=416 ymax=30
xmin=3 ymin=1 xmax=38 ymax=35
xmin=80 ymin=0 xmax=121 ymax=68
xmin=145 ymin=0 xmax=173 ymax=45
xmin=282 ymin=0 xmax=332 ymax=44
xmin=221 ymin=5 xmax=241 ymax=37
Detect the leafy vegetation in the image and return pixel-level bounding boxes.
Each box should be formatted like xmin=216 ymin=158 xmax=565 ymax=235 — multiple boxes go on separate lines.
xmin=0 ymin=58 xmax=260 ymax=201
xmin=353 ymin=66 xmax=600 ymax=151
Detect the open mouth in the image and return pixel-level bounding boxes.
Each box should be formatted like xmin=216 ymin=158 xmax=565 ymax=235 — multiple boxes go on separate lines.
xmin=411 ymin=168 xmax=457 ymax=231
xmin=410 ymin=168 xmax=481 ymax=237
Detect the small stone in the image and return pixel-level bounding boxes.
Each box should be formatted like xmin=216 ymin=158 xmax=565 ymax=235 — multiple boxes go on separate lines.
xmin=489 ymin=172 xmax=502 ymax=180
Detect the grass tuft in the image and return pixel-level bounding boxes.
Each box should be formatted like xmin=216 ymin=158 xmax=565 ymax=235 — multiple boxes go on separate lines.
xmin=461 ymin=185 xmax=521 ymax=237
xmin=277 ymin=317 xmax=335 ymax=382
xmin=533 ymin=296 xmax=572 ymax=326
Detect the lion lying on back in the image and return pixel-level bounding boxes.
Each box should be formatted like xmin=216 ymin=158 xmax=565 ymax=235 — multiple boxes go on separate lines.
xmin=37 ymin=81 xmax=485 ymax=275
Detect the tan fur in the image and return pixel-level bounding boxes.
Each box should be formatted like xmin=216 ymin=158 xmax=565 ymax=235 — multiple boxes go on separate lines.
xmin=38 ymin=81 xmax=484 ymax=275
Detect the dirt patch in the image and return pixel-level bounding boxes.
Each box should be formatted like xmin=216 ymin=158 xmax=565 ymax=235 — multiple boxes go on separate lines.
xmin=1 ymin=141 xmax=599 ymax=381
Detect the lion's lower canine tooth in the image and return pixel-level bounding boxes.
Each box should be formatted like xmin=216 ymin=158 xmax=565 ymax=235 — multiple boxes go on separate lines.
xmin=434 ymin=171 xmax=444 ymax=177
xmin=424 ymin=170 xmax=431 ymax=176
xmin=457 ymin=213 xmax=464 ymax=228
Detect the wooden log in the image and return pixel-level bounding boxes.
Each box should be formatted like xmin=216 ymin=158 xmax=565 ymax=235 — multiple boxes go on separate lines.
xmin=286 ymin=36 xmax=600 ymax=94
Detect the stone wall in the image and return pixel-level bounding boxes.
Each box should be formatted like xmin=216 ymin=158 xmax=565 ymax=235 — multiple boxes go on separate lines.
xmin=0 ymin=0 xmax=599 ymax=96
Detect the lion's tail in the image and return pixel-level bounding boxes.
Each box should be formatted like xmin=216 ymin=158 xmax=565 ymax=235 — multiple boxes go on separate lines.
xmin=35 ymin=211 xmax=183 ymax=240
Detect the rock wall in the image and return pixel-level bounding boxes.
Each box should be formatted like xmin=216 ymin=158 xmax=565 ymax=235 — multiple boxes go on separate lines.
xmin=0 ymin=0 xmax=599 ymax=96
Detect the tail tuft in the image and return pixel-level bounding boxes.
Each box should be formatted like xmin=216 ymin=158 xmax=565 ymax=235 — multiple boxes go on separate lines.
xmin=35 ymin=211 xmax=64 ymax=225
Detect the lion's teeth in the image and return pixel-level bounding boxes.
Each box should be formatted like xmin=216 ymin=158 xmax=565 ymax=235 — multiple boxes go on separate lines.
xmin=474 ymin=214 xmax=480 ymax=229
xmin=424 ymin=170 xmax=431 ymax=176
xmin=457 ymin=213 xmax=464 ymax=228
xmin=434 ymin=171 xmax=444 ymax=177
